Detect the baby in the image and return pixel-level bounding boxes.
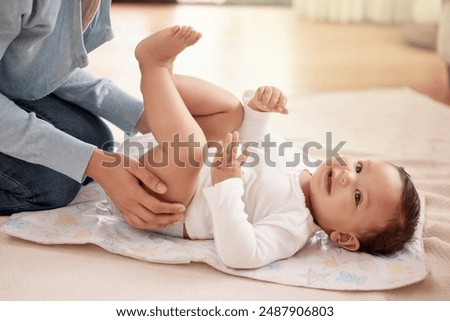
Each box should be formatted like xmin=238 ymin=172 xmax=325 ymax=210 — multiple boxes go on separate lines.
xmin=113 ymin=25 xmax=420 ymax=269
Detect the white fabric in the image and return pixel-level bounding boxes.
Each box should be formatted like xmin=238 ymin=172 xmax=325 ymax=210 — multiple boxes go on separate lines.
xmin=201 ymin=153 xmax=318 ymax=269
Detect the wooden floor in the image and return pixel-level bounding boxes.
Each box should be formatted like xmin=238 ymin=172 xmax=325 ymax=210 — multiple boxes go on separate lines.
xmin=86 ymin=3 xmax=450 ymax=106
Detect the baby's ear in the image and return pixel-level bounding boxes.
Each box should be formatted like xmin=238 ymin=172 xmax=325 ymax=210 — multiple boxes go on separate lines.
xmin=329 ymin=231 xmax=360 ymax=252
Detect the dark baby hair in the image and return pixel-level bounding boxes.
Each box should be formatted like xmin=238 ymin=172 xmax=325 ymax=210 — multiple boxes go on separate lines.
xmin=358 ymin=166 xmax=421 ymax=256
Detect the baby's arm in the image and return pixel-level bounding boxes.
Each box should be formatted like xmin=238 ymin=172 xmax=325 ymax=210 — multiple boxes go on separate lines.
xmin=207 ymin=133 xmax=300 ymax=268
xmin=205 ymin=88 xmax=303 ymax=268
xmin=237 ymin=87 xmax=287 ymax=146
xmin=203 ymin=180 xmax=309 ymax=269
xmin=210 ymin=86 xmax=288 ymax=185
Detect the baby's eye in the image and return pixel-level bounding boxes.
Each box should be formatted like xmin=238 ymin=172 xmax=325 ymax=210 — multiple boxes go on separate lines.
xmin=355 ymin=189 xmax=362 ymax=205
xmin=355 ymin=162 xmax=363 ymax=173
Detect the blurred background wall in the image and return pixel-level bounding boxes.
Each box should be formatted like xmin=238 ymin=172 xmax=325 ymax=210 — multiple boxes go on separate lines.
xmin=292 ymin=0 xmax=441 ymax=25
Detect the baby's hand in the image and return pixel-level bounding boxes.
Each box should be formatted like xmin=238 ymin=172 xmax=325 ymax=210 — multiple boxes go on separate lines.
xmin=247 ymin=86 xmax=288 ymax=114
xmin=211 ymin=132 xmax=247 ymax=185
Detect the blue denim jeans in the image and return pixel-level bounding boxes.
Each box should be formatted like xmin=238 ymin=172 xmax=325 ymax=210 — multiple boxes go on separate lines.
xmin=0 ymin=94 xmax=113 ymax=215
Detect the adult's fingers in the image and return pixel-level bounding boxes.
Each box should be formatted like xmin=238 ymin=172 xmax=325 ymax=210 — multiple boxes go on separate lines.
xmin=122 ymin=205 xmax=183 ymax=230
xmin=136 ymin=186 xmax=185 ymax=215
xmin=130 ymin=160 xmax=167 ymax=194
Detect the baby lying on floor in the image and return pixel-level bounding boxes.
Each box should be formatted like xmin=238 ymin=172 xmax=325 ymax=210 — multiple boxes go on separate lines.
xmin=108 ymin=25 xmax=421 ymax=269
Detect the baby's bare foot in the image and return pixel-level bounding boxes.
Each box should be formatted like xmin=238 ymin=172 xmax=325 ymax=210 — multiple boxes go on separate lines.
xmin=135 ymin=25 xmax=202 ymax=68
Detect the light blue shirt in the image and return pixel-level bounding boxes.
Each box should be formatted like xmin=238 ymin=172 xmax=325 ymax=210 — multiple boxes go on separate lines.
xmin=0 ymin=0 xmax=144 ymax=182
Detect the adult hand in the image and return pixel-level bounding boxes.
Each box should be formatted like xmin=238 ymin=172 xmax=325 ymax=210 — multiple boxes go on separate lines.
xmin=85 ymin=148 xmax=185 ymax=229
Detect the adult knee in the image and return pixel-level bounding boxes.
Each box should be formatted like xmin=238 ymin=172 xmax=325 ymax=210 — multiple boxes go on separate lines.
xmin=30 ymin=173 xmax=82 ymax=211
xmin=46 ymin=175 xmax=82 ymax=207
xmin=0 ymin=171 xmax=81 ymax=214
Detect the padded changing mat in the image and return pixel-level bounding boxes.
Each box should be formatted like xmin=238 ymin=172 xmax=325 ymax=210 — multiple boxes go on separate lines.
xmin=0 ymin=181 xmax=427 ymax=291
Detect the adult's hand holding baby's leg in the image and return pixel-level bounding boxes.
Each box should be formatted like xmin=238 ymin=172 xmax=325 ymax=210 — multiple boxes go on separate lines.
xmin=85 ymin=148 xmax=185 ymax=229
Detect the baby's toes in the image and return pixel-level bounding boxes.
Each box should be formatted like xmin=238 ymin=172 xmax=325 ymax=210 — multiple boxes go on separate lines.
xmin=175 ymin=26 xmax=201 ymax=44
xmin=175 ymin=25 xmax=191 ymax=38
xmin=186 ymin=31 xmax=202 ymax=45
xmin=170 ymin=25 xmax=181 ymax=35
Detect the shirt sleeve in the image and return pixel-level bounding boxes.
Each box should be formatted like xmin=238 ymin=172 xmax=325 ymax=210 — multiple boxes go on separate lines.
xmin=0 ymin=1 xmax=95 ymax=182
xmin=53 ymin=68 xmax=144 ymax=136
xmin=202 ymin=178 xmax=310 ymax=269
xmin=0 ymin=0 xmax=26 ymax=58
xmin=0 ymin=93 xmax=96 ymax=182
xmin=238 ymin=90 xmax=272 ymax=144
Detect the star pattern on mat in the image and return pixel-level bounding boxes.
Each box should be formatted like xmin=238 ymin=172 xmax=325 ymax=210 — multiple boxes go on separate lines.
xmin=133 ymin=245 xmax=159 ymax=257
xmin=298 ymin=268 xmax=329 ymax=285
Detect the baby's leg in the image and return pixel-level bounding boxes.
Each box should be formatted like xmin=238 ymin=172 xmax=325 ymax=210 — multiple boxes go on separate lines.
xmin=173 ymin=75 xmax=244 ymax=143
xmin=135 ymin=26 xmax=206 ymax=207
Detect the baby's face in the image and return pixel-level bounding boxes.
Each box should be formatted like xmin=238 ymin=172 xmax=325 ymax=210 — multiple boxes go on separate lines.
xmin=309 ymin=155 xmax=403 ymax=237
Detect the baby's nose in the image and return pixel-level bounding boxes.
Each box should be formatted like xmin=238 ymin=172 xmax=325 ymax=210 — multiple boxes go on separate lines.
xmin=338 ymin=169 xmax=355 ymax=187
